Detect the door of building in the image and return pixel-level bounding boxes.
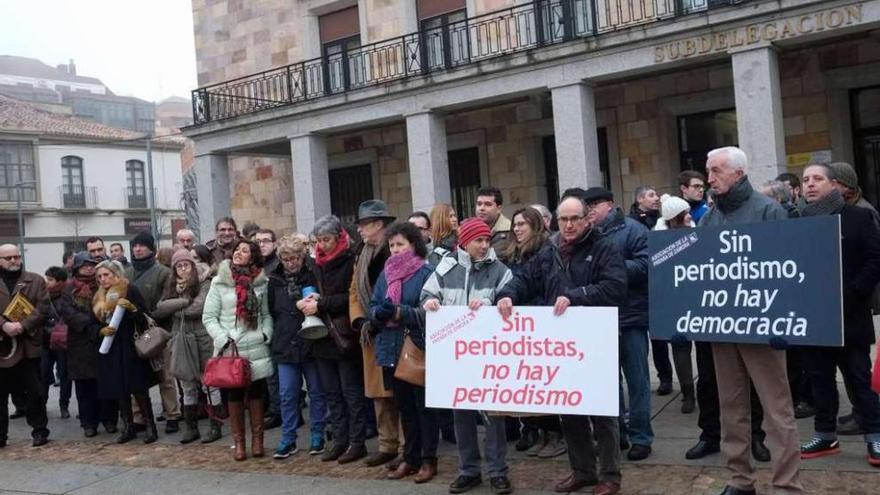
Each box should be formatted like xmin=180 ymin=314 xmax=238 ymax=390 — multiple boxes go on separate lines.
xmin=852 ymin=86 xmax=880 ymax=207
xmin=542 ymin=129 xmax=610 ymax=212
xmin=678 ymin=109 xmax=738 ymax=172
xmin=329 ymin=164 xmax=373 ymax=225
xmin=448 ymin=147 xmax=481 ymax=220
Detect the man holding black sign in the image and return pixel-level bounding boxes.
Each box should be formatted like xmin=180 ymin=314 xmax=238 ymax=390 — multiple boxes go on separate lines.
xmin=797 ymin=164 xmax=880 ymax=466
xmin=698 ymin=147 xmax=802 ymax=495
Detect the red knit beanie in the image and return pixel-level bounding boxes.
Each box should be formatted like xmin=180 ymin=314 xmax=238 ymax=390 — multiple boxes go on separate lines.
xmin=458 ymin=218 xmax=492 ymax=249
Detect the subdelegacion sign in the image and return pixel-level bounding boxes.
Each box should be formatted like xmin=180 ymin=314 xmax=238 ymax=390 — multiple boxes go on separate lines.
xmin=648 ymin=216 xmax=843 ymax=347
xmin=425 ymin=306 xmax=619 ymax=416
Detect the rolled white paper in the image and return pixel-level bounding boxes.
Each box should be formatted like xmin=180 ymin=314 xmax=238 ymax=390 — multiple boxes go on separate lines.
xmin=98 ymin=305 xmax=127 ymax=355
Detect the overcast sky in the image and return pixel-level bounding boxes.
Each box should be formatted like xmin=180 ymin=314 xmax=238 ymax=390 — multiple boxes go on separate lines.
xmin=0 ymin=0 xmax=197 ymax=102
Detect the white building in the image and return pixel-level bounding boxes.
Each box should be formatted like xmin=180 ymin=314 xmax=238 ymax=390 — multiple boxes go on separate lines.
xmin=0 ymin=94 xmax=185 ymax=273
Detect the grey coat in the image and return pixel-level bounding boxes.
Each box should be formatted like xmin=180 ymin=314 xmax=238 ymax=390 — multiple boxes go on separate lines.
xmin=153 ymin=276 xmax=213 ymax=369
xmin=420 ymin=248 xmax=513 ymax=306
xmin=699 ymin=177 xmax=787 ymax=227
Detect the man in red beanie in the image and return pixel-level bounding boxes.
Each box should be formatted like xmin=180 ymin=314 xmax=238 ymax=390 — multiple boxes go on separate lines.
xmin=422 ymin=217 xmax=514 ymax=495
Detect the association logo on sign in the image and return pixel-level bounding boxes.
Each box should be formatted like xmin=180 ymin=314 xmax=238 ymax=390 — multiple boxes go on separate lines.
xmin=651 ymin=232 xmax=699 ymax=267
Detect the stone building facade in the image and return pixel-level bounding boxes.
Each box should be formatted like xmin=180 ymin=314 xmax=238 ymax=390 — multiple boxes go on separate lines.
xmin=184 ymin=0 xmax=880 ymax=240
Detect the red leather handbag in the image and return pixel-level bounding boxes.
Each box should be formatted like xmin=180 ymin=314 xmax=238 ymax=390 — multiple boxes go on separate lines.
xmin=49 ymin=321 xmax=68 ymax=352
xmin=203 ymin=340 xmax=251 ymax=389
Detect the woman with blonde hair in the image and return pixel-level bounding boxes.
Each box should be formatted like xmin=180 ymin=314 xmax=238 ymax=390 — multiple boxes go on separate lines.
xmin=428 ymin=203 xmax=459 ymax=266
xmin=92 ymin=260 xmax=158 ymax=444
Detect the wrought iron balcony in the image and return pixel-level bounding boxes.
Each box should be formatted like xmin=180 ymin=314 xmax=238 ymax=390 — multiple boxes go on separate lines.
xmin=58 ymin=186 xmax=98 ymax=209
xmin=191 ymin=0 xmax=750 ymax=125
xmin=124 ymin=188 xmax=158 ymax=209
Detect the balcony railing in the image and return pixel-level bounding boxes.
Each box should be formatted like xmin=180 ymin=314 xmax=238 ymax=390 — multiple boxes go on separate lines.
xmin=124 ymin=188 xmax=158 ymax=209
xmin=58 ymin=186 xmax=98 ymax=209
xmin=191 ymin=0 xmax=750 ymax=125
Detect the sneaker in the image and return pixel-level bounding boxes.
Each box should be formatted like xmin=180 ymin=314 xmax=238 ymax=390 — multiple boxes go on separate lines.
xmin=449 ymin=474 xmax=482 ymax=494
xmin=309 ymin=437 xmax=325 ymax=455
xmin=868 ymin=442 xmax=880 ymax=467
xmin=537 ymin=433 xmax=567 ymax=458
xmin=526 ymin=432 xmax=547 ymax=457
xmin=490 ymin=476 xmax=513 ymax=495
xmin=801 ymin=438 xmax=841 ymax=459
xmin=273 ymin=441 xmax=299 ymax=459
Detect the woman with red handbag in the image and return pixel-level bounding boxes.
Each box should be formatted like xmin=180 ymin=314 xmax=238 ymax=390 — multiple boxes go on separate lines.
xmin=202 ymin=239 xmax=274 ymax=461
xmin=369 ymin=222 xmax=436 ymax=482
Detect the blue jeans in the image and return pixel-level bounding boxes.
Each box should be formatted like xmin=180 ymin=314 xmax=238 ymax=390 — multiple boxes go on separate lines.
xmin=454 ymin=410 xmax=508 ymax=478
xmin=619 ymin=328 xmax=653 ymax=446
xmin=278 ymin=361 xmax=327 ymax=445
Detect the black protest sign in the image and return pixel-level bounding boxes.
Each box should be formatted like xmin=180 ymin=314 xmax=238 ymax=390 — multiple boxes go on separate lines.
xmin=648 ymin=216 xmax=843 ymax=347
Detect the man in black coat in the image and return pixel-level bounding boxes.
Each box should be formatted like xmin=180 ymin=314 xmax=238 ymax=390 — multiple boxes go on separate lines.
xmin=798 ymin=163 xmax=880 ymax=467
xmin=497 ymin=194 xmax=627 ymax=495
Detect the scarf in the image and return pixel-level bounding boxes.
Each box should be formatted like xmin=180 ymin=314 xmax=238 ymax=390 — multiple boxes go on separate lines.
xmin=131 ymin=253 xmax=156 ymax=273
xmin=558 ymin=228 xmax=591 ymax=264
xmin=0 ymin=268 xmax=20 ymax=294
xmin=175 ymin=276 xmax=189 ymax=296
xmin=47 ymin=283 xmax=65 ymax=298
xmin=714 ymin=176 xmax=753 ymax=214
xmin=315 ymin=230 xmax=350 ymax=268
xmin=355 ymin=242 xmax=379 ymax=314
xmin=383 ymin=250 xmax=424 ymax=305
xmin=799 ymin=189 xmax=845 ymax=217
xmin=231 ymin=264 xmax=261 ymax=329
xmin=71 ymin=274 xmax=97 ymax=310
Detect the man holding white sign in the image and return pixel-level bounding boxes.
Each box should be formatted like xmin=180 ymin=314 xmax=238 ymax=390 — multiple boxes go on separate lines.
xmin=496 ymin=194 xmax=627 ymax=495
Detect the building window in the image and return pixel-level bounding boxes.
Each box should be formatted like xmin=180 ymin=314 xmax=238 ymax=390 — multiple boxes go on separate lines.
xmin=329 ymin=164 xmax=373 ymax=225
xmin=851 ymin=86 xmax=880 ymax=206
xmin=320 ymin=6 xmax=361 ymax=93
xmin=61 ymin=156 xmax=85 ymax=208
xmin=448 ymin=147 xmax=481 ymax=220
xmin=419 ymin=2 xmax=467 ymax=71
xmin=0 ymin=142 xmax=37 ymax=202
xmin=126 ymin=159 xmax=147 ymax=208
xmin=678 ymin=109 xmax=738 ymax=172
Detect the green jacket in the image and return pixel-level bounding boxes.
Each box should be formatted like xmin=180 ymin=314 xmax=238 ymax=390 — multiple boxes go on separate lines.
xmin=125 ymin=261 xmax=171 ymax=314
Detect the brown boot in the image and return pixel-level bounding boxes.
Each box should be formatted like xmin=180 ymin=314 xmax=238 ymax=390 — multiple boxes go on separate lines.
xmin=413 ymin=459 xmax=437 ymax=484
xmin=248 ymin=398 xmax=265 ymax=458
xmin=228 ymin=401 xmax=247 ymax=461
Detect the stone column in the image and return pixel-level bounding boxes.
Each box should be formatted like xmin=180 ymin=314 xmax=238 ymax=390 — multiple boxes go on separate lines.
xmin=192 ymin=153 xmax=230 ymax=243
xmin=732 ymin=47 xmax=786 ymax=187
xmin=290 ymin=134 xmax=331 ymax=234
xmin=550 ymin=83 xmax=602 ymax=193
xmin=406 ymin=111 xmax=451 ymax=213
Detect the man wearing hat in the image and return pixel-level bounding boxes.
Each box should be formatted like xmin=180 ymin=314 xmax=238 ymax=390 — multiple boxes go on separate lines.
xmin=579 ymin=187 xmax=654 ymax=462
xmin=422 ymin=217 xmax=515 ymax=494
xmin=829 ymin=162 xmax=880 ymax=226
xmin=0 ymin=243 xmax=49 ymax=447
xmin=124 ymin=231 xmax=179 ymax=434
xmin=348 ymin=199 xmax=402 ymax=468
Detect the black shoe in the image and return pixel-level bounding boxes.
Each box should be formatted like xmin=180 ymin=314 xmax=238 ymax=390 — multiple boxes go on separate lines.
xmin=490 ymin=476 xmax=513 ymax=495
xmin=619 ymin=436 xmax=630 ymax=451
xmin=103 ymin=423 xmax=118 ymax=434
xmin=0 ymin=438 xmax=6 ymax=448
xmin=337 ymin=444 xmax=367 ymax=464
xmin=156 ymin=414 xmax=166 ymax=422
xmin=627 ymin=443 xmax=652 ymax=461
xmin=60 ymin=407 xmax=70 ymax=419
xmin=794 ymin=402 xmax=815 ymax=419
xmin=751 ymin=437 xmax=771 ymax=462
xmin=686 ymin=440 xmax=720 ymax=460
xmin=838 ymin=416 xmax=865 ymax=435
xmin=515 ymin=428 xmax=538 ymax=451
xmin=133 ymin=423 xmax=147 ymax=433
xmin=449 ymin=474 xmax=482 ymax=494
xmin=800 ymin=437 xmax=840 ymax=459
xmin=9 ymin=409 xmax=25 ymax=419
xmin=165 ymin=419 xmax=179 ymax=434
xmin=321 ymin=443 xmax=347 ymax=462
xmin=657 ymin=381 xmax=673 ymax=396
xmin=32 ymin=435 xmax=49 ymax=447
xmin=83 ymin=427 xmax=98 ymax=438
xmin=717 ymin=486 xmax=755 ymax=495
xmin=264 ymin=415 xmax=282 ymax=430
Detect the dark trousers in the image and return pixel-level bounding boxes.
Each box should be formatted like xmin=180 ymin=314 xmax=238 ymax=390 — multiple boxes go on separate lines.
xmin=560 ymin=415 xmax=620 ymax=484
xmin=808 ymin=345 xmax=880 ymax=440
xmin=652 ymin=339 xmax=694 ymax=387
xmin=316 ymin=357 xmax=366 ymax=447
xmin=695 ymin=342 xmax=765 ymax=443
xmin=0 ymin=358 xmax=49 ymax=441
xmin=73 ymin=379 xmax=118 ymax=429
xmin=652 ymin=339 xmax=673 ymax=383
xmin=227 ymin=378 xmax=268 ymax=402
xmin=41 ymin=348 xmax=72 ymax=408
xmin=390 ymin=374 xmax=438 ymax=467
xmin=522 ymin=415 xmax=562 ymax=433
xmin=786 ymin=346 xmax=813 ymax=406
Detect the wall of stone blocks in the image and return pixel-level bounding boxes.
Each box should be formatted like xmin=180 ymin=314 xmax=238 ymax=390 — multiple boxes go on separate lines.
xmin=228 ymin=155 xmax=296 ymax=235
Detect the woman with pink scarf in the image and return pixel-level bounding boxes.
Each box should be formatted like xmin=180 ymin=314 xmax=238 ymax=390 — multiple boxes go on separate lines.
xmin=369 ymin=222 xmax=437 ymax=483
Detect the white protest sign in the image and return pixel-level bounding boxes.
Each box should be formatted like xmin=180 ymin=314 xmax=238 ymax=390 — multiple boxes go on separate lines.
xmin=426 ymin=306 xmax=619 ymax=416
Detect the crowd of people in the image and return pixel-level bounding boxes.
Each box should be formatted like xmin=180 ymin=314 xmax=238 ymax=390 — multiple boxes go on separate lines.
xmin=1 ymin=146 xmax=879 ymax=495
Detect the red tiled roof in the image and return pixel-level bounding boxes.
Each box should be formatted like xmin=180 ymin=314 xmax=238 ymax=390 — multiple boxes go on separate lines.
xmin=0 ymin=93 xmax=142 ymax=141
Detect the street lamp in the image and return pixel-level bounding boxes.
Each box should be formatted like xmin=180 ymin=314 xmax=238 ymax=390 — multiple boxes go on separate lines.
xmin=14 ymin=180 xmax=37 ymax=260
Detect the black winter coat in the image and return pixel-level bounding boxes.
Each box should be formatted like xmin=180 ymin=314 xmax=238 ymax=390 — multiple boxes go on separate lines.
xmin=838 ymin=205 xmax=880 ymax=347
xmin=497 ymin=229 xmax=627 ymax=309
xmin=311 ymin=248 xmax=356 ymax=360
xmin=599 ymin=208 xmax=649 ymax=329
xmin=268 ymin=261 xmax=318 ymax=364
xmin=628 ymin=203 xmax=658 ymax=230
xmin=95 ymin=285 xmax=159 ymax=399
xmin=55 ymin=284 xmax=102 ymax=381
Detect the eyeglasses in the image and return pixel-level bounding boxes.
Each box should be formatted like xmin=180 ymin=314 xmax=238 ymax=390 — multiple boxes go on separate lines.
xmin=688 ymin=183 xmax=706 ymax=190
xmin=0 ymin=255 xmax=21 ymax=261
xmin=557 ymin=215 xmax=585 ymax=225
xmin=256 ymin=239 xmax=274 ymax=244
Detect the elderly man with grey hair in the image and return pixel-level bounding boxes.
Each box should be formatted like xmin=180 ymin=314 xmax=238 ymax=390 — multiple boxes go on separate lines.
xmin=699 ymin=147 xmax=802 ymax=495
xmin=175 ymin=229 xmax=197 ymax=251
xmin=759 ymin=180 xmax=800 ymax=219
